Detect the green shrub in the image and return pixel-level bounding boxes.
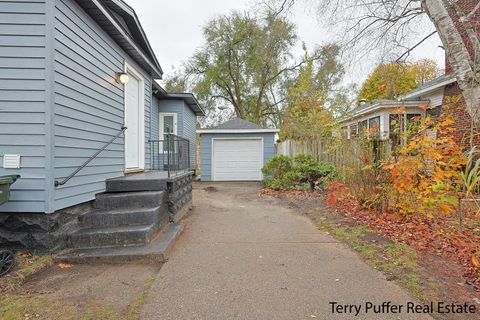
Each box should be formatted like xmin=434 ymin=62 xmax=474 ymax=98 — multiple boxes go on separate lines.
xmin=262 ymin=154 xmax=337 ymax=191
xmin=293 ymin=154 xmax=337 ymax=190
xmin=262 ymin=155 xmax=293 ymax=179
xmin=263 ymin=171 xmax=301 ymax=191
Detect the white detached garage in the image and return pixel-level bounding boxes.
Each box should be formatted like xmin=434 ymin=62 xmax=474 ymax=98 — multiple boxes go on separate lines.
xmin=198 ymin=118 xmax=279 ymax=181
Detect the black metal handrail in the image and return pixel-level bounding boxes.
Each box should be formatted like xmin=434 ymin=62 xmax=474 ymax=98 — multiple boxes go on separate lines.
xmin=149 ymin=134 xmax=190 ymax=178
xmin=55 ymin=126 xmax=127 ymax=187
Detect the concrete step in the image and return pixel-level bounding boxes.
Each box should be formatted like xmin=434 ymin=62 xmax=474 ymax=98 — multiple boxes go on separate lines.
xmin=94 ymin=191 xmax=165 ymax=209
xmin=57 ymin=222 xmax=184 ymax=264
xmin=79 ymin=206 xmax=168 ymax=229
xmin=106 ymin=176 xmax=167 ymax=193
xmin=68 ymin=224 xmax=157 ymax=249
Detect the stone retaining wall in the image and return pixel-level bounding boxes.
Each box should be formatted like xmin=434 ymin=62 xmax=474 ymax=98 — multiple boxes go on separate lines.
xmin=166 ymin=173 xmax=193 ymax=222
xmin=0 ymin=202 xmax=90 ymax=252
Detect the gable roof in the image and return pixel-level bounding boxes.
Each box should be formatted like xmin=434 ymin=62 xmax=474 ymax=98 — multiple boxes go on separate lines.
xmin=197 ymin=118 xmax=279 ymax=133
xmin=213 ymin=118 xmax=265 ymax=130
xmin=74 ymin=0 xmax=163 ymax=78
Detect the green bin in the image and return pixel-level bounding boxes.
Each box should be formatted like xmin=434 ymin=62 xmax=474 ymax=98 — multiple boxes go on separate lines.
xmin=0 ymin=175 xmax=20 ymax=205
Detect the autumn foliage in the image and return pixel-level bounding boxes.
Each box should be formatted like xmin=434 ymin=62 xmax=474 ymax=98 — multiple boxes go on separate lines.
xmin=357 ymin=59 xmax=440 ymax=104
xmin=384 ymin=117 xmax=466 ymax=216
xmin=325 ymin=115 xmax=480 ymax=283
xmin=326 ymin=183 xmax=480 ymax=286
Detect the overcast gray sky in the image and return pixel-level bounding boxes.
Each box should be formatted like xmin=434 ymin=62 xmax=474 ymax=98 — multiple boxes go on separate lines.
xmin=129 ymin=0 xmax=445 ymax=85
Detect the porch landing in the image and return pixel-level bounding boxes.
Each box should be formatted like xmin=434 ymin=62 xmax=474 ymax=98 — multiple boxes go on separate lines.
xmin=106 ymin=171 xmax=192 ymax=193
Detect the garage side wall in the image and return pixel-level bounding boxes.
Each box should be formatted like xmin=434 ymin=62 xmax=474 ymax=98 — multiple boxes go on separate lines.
xmin=200 ymin=133 xmax=275 ymax=181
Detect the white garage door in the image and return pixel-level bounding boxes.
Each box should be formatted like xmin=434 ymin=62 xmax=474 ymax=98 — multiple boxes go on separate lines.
xmin=213 ymin=139 xmax=263 ymax=181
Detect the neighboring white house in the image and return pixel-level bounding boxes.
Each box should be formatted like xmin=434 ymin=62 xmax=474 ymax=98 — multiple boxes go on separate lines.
xmin=340 ymin=75 xmax=456 ymax=140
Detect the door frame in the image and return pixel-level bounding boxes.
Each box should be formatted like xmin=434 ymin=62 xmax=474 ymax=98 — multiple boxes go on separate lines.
xmin=124 ymin=62 xmax=145 ymax=172
xmin=211 ymin=137 xmax=264 ymax=181
xmin=159 ymin=112 xmax=178 ymax=153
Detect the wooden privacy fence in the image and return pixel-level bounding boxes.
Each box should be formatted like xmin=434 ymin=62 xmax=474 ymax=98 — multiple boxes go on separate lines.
xmin=275 ymin=138 xmax=392 ymax=175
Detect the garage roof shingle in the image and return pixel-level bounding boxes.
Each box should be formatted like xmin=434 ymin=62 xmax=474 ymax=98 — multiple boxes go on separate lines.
xmin=211 ymin=118 xmax=266 ymax=130
xmin=197 ymin=117 xmax=279 ymax=133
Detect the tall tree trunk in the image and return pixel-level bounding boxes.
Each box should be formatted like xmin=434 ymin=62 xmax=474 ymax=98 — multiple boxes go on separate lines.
xmin=423 ymin=0 xmax=480 ymax=123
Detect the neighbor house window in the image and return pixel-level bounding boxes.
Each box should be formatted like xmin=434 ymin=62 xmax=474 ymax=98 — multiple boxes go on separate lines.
xmin=389 ymin=114 xmax=401 ymax=145
xmin=349 ymin=124 xmax=358 ymax=139
xmin=405 ymin=113 xmax=422 ymax=131
xmin=159 ymin=113 xmax=177 ymax=152
xmin=341 ymin=126 xmax=349 ymax=139
xmin=426 ymin=106 xmax=442 ymax=120
xmin=358 ymin=120 xmax=368 ymax=136
xmin=368 ymin=117 xmax=380 ymax=139
xmin=406 ymin=113 xmax=422 ymax=123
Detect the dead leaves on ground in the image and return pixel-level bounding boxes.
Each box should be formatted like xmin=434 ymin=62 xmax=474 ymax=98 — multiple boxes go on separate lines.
xmin=327 ymin=191 xmax=480 ymax=288
xmin=260 ymin=188 xmax=323 ymax=198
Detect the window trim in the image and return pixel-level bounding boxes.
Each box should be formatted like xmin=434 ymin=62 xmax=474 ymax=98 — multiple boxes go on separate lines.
xmin=159 ymin=112 xmax=178 ymax=153
xmin=159 ymin=113 xmax=178 ymax=136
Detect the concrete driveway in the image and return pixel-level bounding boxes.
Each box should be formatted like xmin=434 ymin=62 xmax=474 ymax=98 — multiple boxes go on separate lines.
xmin=141 ymin=182 xmax=432 ymax=320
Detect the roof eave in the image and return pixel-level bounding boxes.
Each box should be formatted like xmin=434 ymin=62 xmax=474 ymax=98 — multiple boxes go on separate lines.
xmin=152 ymin=83 xmax=206 ymax=116
xmin=338 ymin=100 xmax=430 ymax=123
xmin=113 ymin=0 xmax=164 ymax=75
xmin=167 ymin=93 xmax=205 ymax=116
xmin=399 ymin=77 xmax=456 ymax=100
xmin=76 ymin=0 xmax=163 ymax=78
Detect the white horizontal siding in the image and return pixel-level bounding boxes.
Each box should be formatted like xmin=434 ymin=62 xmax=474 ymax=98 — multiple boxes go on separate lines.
xmin=424 ymin=89 xmax=444 ymax=107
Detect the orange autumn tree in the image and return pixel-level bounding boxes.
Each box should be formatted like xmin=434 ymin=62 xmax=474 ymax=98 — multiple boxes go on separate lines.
xmin=358 ymin=59 xmax=440 ymax=104
xmin=383 ymin=116 xmax=466 ymax=216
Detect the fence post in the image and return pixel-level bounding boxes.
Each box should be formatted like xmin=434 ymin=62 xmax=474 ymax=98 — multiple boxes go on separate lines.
xmin=167 ymin=134 xmax=171 ymax=178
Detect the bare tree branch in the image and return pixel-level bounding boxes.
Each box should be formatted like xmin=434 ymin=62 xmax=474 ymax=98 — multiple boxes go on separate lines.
xmin=396 ymin=30 xmax=437 ymax=61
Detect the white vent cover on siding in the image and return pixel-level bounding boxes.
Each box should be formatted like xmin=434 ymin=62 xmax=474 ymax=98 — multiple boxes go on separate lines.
xmin=3 ymin=154 xmax=21 ymax=169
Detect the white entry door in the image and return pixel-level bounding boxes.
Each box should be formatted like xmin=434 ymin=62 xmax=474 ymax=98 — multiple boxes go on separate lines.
xmin=124 ymin=65 xmax=145 ymax=171
xmin=213 ymin=138 xmax=263 ymax=181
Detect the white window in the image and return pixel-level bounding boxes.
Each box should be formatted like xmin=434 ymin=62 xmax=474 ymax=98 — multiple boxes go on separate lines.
xmin=159 ymin=113 xmax=177 ymax=152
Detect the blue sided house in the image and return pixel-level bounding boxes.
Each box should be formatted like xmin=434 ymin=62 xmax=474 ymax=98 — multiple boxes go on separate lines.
xmin=0 ymin=0 xmax=204 ymax=254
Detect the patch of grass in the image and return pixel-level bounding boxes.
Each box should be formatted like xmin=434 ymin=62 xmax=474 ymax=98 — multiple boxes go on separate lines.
xmin=80 ymin=300 xmax=119 ymax=320
xmin=354 ymin=244 xmax=377 ymax=260
xmin=318 ymin=220 xmax=429 ymax=302
xmin=128 ymin=273 xmax=158 ymax=319
xmin=1 ymin=253 xmax=53 ymax=292
xmin=0 ymin=294 xmax=120 ymax=320
xmin=0 ymin=293 xmax=47 ymax=320
xmin=318 ymin=220 xmax=370 ymax=248
xmin=0 ymin=253 xmax=121 ymax=320
xmin=386 ymin=243 xmax=418 ymax=271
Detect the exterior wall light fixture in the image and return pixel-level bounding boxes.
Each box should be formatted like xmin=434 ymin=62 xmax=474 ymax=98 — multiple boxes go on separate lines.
xmin=116 ymin=72 xmax=129 ymax=85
